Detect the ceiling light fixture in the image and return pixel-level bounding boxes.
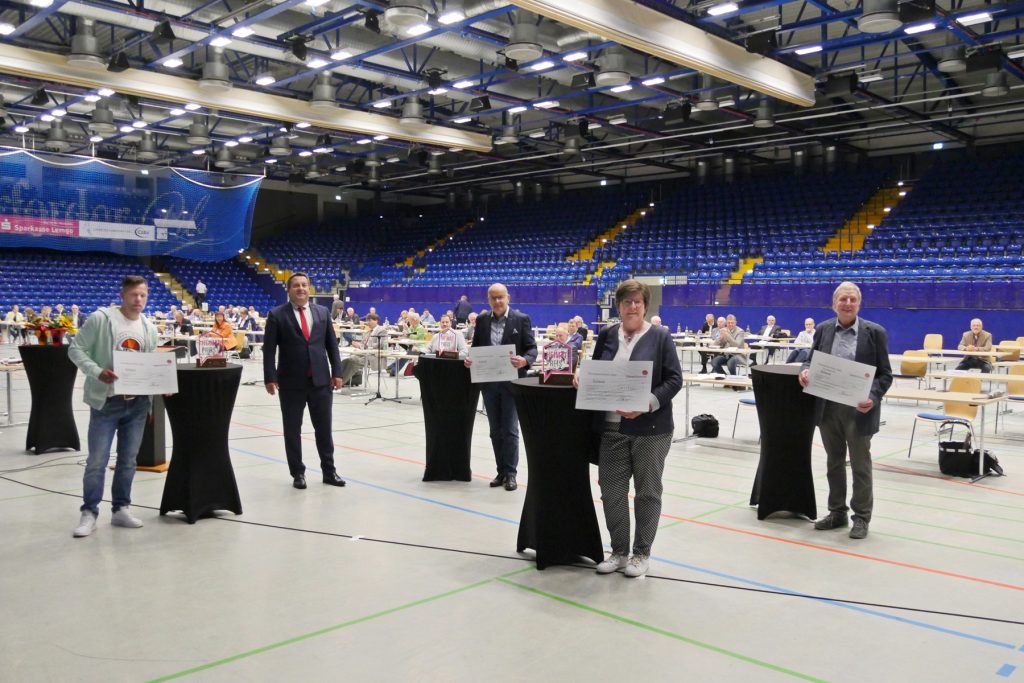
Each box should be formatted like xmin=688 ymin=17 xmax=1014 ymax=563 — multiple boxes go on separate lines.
xmin=373 ymin=134 xmax=389 ymax=141
xmin=508 ymin=105 xmax=528 ymax=114
xmin=641 ymin=76 xmax=665 ymax=86
xmin=428 ymin=87 xmax=448 ymax=95
xmin=707 ymin=2 xmax=739 ymax=17
xmin=956 ymin=11 xmax=991 ymax=26
xmin=295 ymin=121 xmax=311 ymax=128
xmin=40 ymin=114 xmax=56 ymax=122
xmin=356 ymin=138 xmax=371 ymax=144
xmin=562 ymin=51 xmax=587 ymax=62
xmin=169 ymin=107 xmax=186 ymax=116
xmin=209 ymin=36 xmax=232 ymax=47
xmin=1008 ymin=48 xmax=1024 ymax=60
xmin=84 ymin=94 xmax=101 ymax=103
xmin=255 ymin=72 xmax=276 ymax=86
xmin=795 ymin=44 xmax=822 ymax=55
xmin=0 ymin=22 xmax=16 ymax=36
xmin=452 ymin=116 xmax=472 ymax=123
xmin=89 ymin=135 xmax=103 ymax=143
xmin=469 ymin=96 xmax=491 ymax=111
xmin=530 ymin=60 xmax=555 ymax=71
xmin=14 ymin=124 xmax=30 ymax=134
xmin=904 ymin=22 xmax=935 ymax=35
xmin=151 ymin=20 xmax=176 ymax=43
xmin=406 ymin=23 xmax=431 ymax=36
xmin=307 ymin=58 xmax=328 ymax=69
xmin=162 ymin=57 xmax=184 ymax=68
xmin=184 ymin=102 xmax=201 ymax=110
xmin=372 ymin=100 xmax=392 ymax=108
xmin=453 ymin=80 xmax=474 ymax=89
xmin=533 ymin=100 xmax=558 ymax=109
xmin=609 ymin=84 xmax=633 ymax=93
xmin=438 ymin=8 xmax=466 ymax=25
xmin=238 ymin=136 xmax=253 ymax=143
xmin=97 ymin=88 xmax=115 ymax=98
xmin=330 ymin=49 xmax=352 ymax=60
xmin=231 ymin=26 xmax=255 ymax=38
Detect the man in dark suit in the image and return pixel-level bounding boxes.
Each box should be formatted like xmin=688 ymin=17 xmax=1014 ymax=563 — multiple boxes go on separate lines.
xmin=752 ymin=314 xmax=784 ymax=365
xmin=800 ymin=282 xmax=892 ymax=540
xmin=263 ymin=272 xmax=346 ymax=489
xmin=454 ymin=295 xmax=473 ymax=326
xmin=465 ymin=283 xmax=537 ymax=491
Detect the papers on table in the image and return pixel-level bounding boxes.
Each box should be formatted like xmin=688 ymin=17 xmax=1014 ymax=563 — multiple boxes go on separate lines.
xmin=468 ymin=344 xmax=518 ymax=383
xmin=575 ymin=360 xmax=653 ymax=412
xmin=112 ymin=351 xmax=179 ymax=395
xmin=803 ymin=351 xmax=874 ymax=408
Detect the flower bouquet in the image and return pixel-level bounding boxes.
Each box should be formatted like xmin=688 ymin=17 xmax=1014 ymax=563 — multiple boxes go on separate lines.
xmin=26 ymin=314 xmax=77 ymax=346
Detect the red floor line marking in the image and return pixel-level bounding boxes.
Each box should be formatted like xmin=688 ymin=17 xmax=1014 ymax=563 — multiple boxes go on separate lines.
xmin=660 ymin=512 xmax=1024 ymax=592
xmin=230 ymin=419 xmax=508 ymax=485
xmin=232 ymin=419 xmax=1016 ymax=589
xmin=875 ymin=461 xmax=1024 ymax=496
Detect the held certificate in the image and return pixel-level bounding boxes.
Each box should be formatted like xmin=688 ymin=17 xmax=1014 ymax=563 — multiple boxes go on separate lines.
xmin=575 ymin=360 xmax=654 ymax=412
xmin=113 ymin=351 xmax=179 ymax=395
xmin=803 ymin=351 xmax=875 ymax=408
xmin=468 ymin=344 xmax=518 ymax=383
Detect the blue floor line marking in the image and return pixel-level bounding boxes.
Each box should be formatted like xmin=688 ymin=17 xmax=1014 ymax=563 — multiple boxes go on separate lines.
xmin=229 ymin=446 xmax=519 ymax=526
xmin=996 ymin=663 xmax=1016 ymax=677
xmin=226 ymin=444 xmax=1018 ymax=651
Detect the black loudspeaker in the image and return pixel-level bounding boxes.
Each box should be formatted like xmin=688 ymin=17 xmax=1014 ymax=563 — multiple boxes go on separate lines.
xmin=898 ymin=0 xmax=935 ymax=24
xmin=966 ymin=50 xmax=1004 ymax=72
xmin=578 ymin=119 xmax=589 ymax=137
xmin=350 ymin=159 xmax=366 ymax=173
xmin=823 ymin=74 xmax=857 ymax=97
xmin=745 ymin=32 xmax=778 ymax=55
xmin=504 ymin=57 xmax=518 ymax=71
xmin=571 ymin=72 xmax=596 ymax=89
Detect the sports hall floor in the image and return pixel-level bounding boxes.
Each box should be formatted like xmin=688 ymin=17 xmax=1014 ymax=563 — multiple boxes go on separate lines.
xmin=1 ymin=346 xmax=1023 ymax=683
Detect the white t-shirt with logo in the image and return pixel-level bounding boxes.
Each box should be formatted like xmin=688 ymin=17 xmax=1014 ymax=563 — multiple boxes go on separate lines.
xmin=108 ymin=308 xmax=146 ymax=396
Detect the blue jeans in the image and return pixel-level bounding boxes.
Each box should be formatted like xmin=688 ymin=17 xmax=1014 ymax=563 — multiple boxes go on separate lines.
xmin=81 ymin=396 xmax=151 ymax=514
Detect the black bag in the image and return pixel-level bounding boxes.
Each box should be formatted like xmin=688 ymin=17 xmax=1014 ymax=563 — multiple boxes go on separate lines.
xmin=691 ymin=414 xmax=719 ymax=438
xmin=937 ymin=421 xmax=1005 ymax=477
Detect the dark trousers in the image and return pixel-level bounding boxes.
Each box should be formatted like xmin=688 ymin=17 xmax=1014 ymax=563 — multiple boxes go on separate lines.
xmin=819 ymin=402 xmax=874 ymax=523
xmin=195 ymin=292 xmax=205 ymax=307
xmin=698 ymin=350 xmax=713 ymax=372
xmin=481 ymin=382 xmax=520 ymax=476
xmin=956 ymin=356 xmax=992 ymax=373
xmin=279 ymin=381 xmax=336 ymax=477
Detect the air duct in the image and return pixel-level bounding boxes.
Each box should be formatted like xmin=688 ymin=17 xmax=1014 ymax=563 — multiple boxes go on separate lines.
xmin=384 ymin=1 xmax=428 ymax=28
xmin=506 ymin=12 xmax=543 ymax=62
xmin=595 ymin=46 xmax=630 ymax=87
xmin=137 ymin=132 xmax=160 ymax=160
xmin=46 ymin=120 xmax=71 ymax=152
xmin=186 ymin=116 xmax=212 ymax=145
xmin=428 ymin=155 xmax=442 ymax=174
xmin=268 ymin=135 xmax=291 ymax=156
xmin=367 ymin=165 xmax=381 ymax=187
xmin=365 ymin=152 xmax=381 ymax=167
xmin=496 ymin=124 xmax=518 ymax=144
xmin=752 ymin=100 xmax=774 ymax=128
xmin=310 ymin=72 xmax=337 ymax=109
xmin=695 ymin=74 xmax=718 ymax=111
xmin=214 ymin=146 xmax=234 ymax=168
xmin=88 ymin=102 xmax=118 ymax=134
xmin=858 ymin=0 xmax=902 ymax=34
xmin=562 ymin=137 xmax=580 ymax=157
xmin=68 ymin=19 xmax=104 ymax=68
xmin=400 ymin=98 xmax=424 ymax=124
xmin=199 ymin=49 xmax=232 ymax=92
xmin=937 ymin=45 xmax=967 ymax=73
xmin=982 ymin=71 xmax=1009 ymax=97
xmin=305 ymin=162 xmax=321 ymax=179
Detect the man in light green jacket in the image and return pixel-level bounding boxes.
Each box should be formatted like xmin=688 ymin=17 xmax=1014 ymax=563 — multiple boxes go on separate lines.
xmin=68 ymin=275 xmax=160 ymax=538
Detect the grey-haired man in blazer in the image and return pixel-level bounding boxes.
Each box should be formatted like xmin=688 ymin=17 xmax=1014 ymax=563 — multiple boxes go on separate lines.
xmin=799 ymin=281 xmax=892 ymax=540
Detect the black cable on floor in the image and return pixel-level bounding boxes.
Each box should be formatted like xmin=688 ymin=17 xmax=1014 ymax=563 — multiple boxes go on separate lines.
xmin=3 ymin=473 xmax=1022 ymax=629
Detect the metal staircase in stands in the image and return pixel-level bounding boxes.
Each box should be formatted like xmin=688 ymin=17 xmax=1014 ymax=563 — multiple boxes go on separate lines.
xmin=571 ymin=205 xmax=653 ymax=285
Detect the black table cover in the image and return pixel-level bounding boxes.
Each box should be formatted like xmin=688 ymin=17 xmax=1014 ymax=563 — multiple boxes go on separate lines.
xmin=18 ymin=345 xmax=80 ymax=454
xmin=160 ymin=364 xmax=243 ymax=523
xmin=509 ymin=378 xmax=603 ymax=569
xmin=412 ymin=356 xmax=480 ymax=481
xmin=137 ymin=395 xmax=167 ymax=469
xmin=749 ymin=365 xmax=817 ymax=520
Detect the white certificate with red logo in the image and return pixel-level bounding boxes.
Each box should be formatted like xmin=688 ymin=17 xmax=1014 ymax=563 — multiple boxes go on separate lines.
xmin=113 ymin=351 xmax=179 ymax=395
xmin=803 ymin=351 xmax=876 ymax=407
xmin=575 ymin=360 xmax=653 ymax=412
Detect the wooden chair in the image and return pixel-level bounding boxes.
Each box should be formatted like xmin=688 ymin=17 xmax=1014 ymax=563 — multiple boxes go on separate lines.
xmin=997 ymin=341 xmax=1021 ymax=362
xmin=996 ymin=364 xmax=1024 ymax=432
xmin=923 ymin=333 xmax=943 ymax=352
xmin=895 ymin=349 xmax=928 ymax=388
xmin=907 ymin=376 xmax=980 ymax=459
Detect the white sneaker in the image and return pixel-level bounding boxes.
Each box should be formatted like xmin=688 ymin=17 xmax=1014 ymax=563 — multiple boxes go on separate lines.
xmin=111 ymin=507 xmax=144 ymax=529
xmin=73 ymin=511 xmax=97 ymax=538
xmin=595 ymin=552 xmax=629 ymax=574
xmin=624 ymin=555 xmax=650 ymax=578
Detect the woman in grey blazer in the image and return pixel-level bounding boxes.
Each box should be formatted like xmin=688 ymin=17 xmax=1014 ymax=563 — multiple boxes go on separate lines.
xmin=583 ymin=280 xmax=682 ymax=578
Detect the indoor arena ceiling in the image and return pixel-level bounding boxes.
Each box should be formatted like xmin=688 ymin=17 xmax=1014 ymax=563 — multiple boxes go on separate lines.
xmin=1 ymin=0 xmax=1023 ymax=198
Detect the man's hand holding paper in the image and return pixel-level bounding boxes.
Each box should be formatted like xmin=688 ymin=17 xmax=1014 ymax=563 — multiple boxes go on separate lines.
xmin=802 ymin=351 xmax=875 ymax=409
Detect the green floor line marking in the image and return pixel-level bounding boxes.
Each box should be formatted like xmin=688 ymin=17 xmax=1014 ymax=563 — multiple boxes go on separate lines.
xmin=146 ymin=577 xmax=496 ymax=682
xmin=869 ymin=531 xmax=1024 ymax=562
xmin=872 ymin=483 xmax=1024 ymax=513
xmin=663 ymin=477 xmax=749 ymax=496
xmin=689 ymin=498 xmax=751 ymax=520
xmin=658 ymin=519 xmax=687 ymax=531
xmin=871 ymin=514 xmax=1024 ymax=545
xmin=497 ymin=578 xmax=827 ymax=683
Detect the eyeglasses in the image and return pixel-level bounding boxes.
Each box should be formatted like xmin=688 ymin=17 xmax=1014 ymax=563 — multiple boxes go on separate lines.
xmin=619 ymin=299 xmax=645 ymax=308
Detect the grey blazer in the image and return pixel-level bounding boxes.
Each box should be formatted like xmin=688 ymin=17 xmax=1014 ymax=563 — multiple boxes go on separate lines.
xmin=802 ymin=317 xmax=893 ymax=435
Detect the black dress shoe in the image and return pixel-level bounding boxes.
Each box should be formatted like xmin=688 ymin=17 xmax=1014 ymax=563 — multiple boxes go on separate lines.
xmin=322 ymin=472 xmax=347 ymax=487
xmin=293 ymin=475 xmax=307 ymax=490
xmin=504 ymin=474 xmax=518 ymax=491
xmin=489 ymin=474 xmax=506 ymax=487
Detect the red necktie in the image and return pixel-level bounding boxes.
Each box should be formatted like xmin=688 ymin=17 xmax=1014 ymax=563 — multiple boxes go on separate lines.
xmin=298 ymin=306 xmax=310 ymax=341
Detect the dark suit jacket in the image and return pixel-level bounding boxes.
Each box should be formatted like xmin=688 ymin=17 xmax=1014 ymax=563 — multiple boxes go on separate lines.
xmin=758 ymin=324 xmax=785 ymax=338
xmin=591 ymin=324 xmax=683 ymax=436
xmin=263 ymin=302 xmax=342 ymax=390
xmin=802 ymin=317 xmax=893 ymax=435
xmin=471 ymin=308 xmax=537 ymax=379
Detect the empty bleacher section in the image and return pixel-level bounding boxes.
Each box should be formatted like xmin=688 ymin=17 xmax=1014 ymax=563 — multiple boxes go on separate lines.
xmin=163 ymin=257 xmax=279 ymax=314
xmin=604 ymin=171 xmax=884 ymax=283
xmin=0 ymin=248 xmax=176 ymax=314
xmin=396 ymin=188 xmax=647 ymax=287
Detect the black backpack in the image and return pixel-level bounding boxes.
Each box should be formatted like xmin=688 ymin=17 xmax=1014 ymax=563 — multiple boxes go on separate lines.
xmin=691 ymin=414 xmax=719 ymax=438
xmin=937 ymin=421 xmax=1005 ymax=478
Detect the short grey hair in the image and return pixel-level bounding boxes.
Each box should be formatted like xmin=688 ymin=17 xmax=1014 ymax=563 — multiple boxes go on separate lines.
xmin=832 ymin=281 xmax=862 ymax=305
xmin=971 ymin=318 xmax=983 ymax=326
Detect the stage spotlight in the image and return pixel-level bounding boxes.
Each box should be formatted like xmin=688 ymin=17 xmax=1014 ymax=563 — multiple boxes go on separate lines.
xmin=31 ymin=88 xmax=50 ymax=106
xmin=570 ymin=72 xmax=596 ymax=89
xmin=469 ymin=96 xmax=491 ymax=112
xmin=426 ymin=70 xmax=444 ymax=90
xmin=744 ymin=31 xmax=778 ymax=55
xmin=107 ymin=51 xmax=130 ymax=72
xmin=291 ymin=38 xmax=308 ymax=62
xmin=578 ymin=119 xmax=589 ymax=137
xmin=504 ymin=56 xmax=519 ymax=71
xmin=681 ymin=100 xmax=692 ymax=121
xmin=152 ymin=20 xmax=176 ymax=44
xmin=364 ymin=11 xmax=381 ymax=34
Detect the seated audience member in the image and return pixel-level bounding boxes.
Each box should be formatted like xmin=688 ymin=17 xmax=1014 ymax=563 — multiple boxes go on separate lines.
xmin=22 ymin=307 xmax=36 ymax=342
xmin=956 ymin=318 xmax=993 ymax=372
xmin=425 ymin=314 xmax=468 ymax=357
xmin=572 ymin=316 xmax=591 ymax=340
xmin=170 ymin=310 xmax=193 ymax=337
xmin=53 ymin=303 xmax=66 ymax=320
xmin=463 ymin=311 xmax=478 ymax=341
xmin=651 ymin=315 xmax=664 ymax=327
xmin=567 ymin=319 xmax=584 ymax=350
xmin=340 ymin=307 xmax=360 ymax=346
xmin=697 ymin=313 xmax=717 ymax=373
xmin=710 ymin=315 xmax=748 ymax=377
xmin=39 ymin=305 xmax=52 ymax=320
xmin=405 ymin=313 xmax=427 ymax=341
xmin=549 ymin=324 xmax=577 ymax=370
xmin=421 ymin=309 xmax=436 ymax=326
xmin=396 ymin=310 xmax=410 ymax=332
xmin=752 ymin=314 xmax=784 ymax=365
xmin=188 ymin=305 xmax=204 ymax=323
xmin=210 ymin=311 xmax=238 ymax=351
xmin=227 ymin=306 xmax=240 ymax=325
xmin=786 ymin=318 xmax=816 ymax=364
xmin=236 ymin=306 xmax=260 ymax=348
xmin=4 ymin=304 xmax=25 ymax=344
xmin=700 ymin=317 xmax=726 ymax=373
xmin=164 ymin=310 xmax=195 ymax=356
xmin=68 ymin=304 xmax=84 ymax=334
xmin=331 ymin=294 xmax=346 ymax=320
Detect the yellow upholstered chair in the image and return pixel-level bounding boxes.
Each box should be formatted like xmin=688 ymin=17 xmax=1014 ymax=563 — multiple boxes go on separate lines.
xmin=923 ymin=333 xmax=943 ymax=352
xmin=907 ymin=376 xmax=980 ymax=459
